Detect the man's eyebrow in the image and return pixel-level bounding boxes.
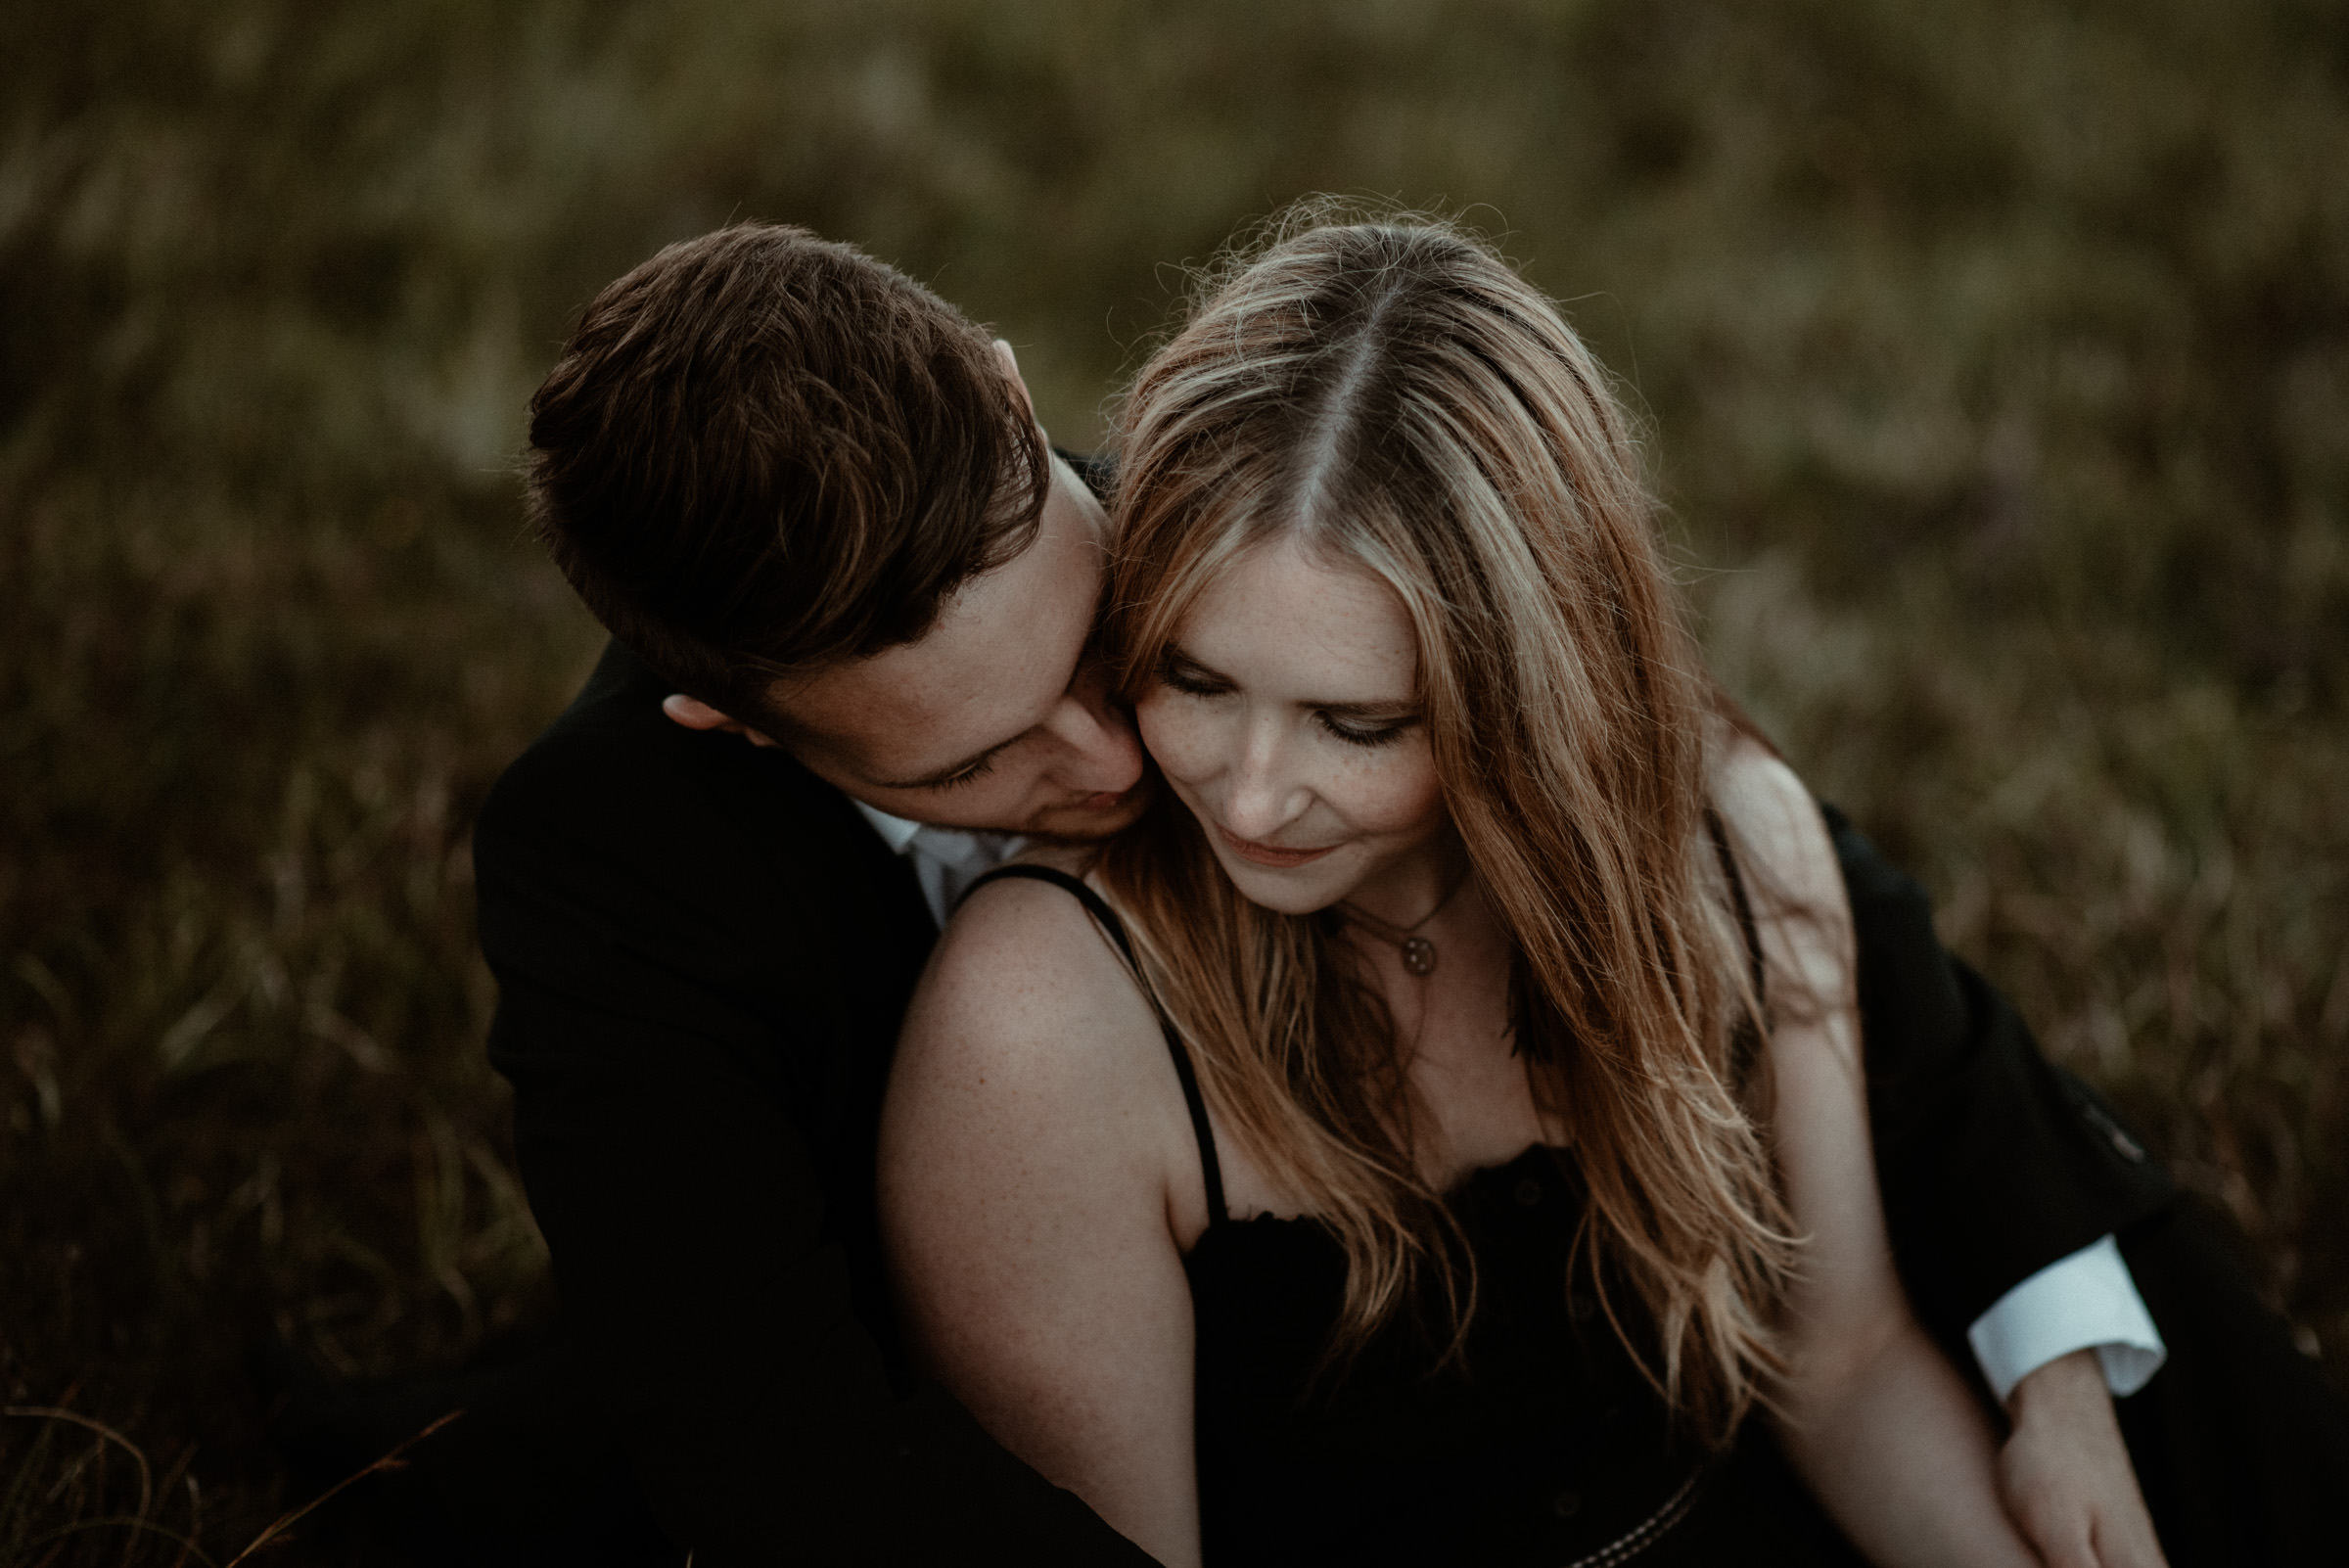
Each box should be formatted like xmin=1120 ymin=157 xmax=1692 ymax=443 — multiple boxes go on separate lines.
xmin=872 ymin=735 xmax=1018 ymax=792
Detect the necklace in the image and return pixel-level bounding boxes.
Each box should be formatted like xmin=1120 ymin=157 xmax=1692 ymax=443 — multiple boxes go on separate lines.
xmin=1337 ymin=863 xmax=1473 ymax=978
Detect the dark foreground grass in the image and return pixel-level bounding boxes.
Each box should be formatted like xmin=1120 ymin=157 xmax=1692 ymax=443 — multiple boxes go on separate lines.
xmin=3 ymin=0 xmax=2344 ymax=1560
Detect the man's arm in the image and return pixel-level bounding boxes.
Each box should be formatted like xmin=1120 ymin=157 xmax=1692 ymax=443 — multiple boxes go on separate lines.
xmin=476 ymin=726 xmax=1154 ymax=1565
xmin=1827 ymin=805 xmax=2174 ymax=1566
xmin=1825 ymin=805 xmax=2175 ymax=1369
xmin=2000 ymin=1348 xmax=2168 ymax=1568
xmin=1971 ymin=1235 xmax=2165 ymax=1406
xmin=1975 ymin=1243 xmax=2171 ymax=1559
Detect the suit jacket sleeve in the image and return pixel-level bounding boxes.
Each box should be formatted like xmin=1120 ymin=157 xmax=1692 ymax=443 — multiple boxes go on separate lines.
xmin=475 ymin=725 xmax=1154 ymax=1566
xmin=1826 ymin=804 xmax=2177 ymax=1374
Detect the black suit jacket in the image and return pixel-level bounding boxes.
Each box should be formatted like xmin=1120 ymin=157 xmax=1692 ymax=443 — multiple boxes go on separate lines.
xmin=1827 ymin=805 xmax=2176 ymax=1371
xmin=475 ymin=639 xmax=1154 ymax=1565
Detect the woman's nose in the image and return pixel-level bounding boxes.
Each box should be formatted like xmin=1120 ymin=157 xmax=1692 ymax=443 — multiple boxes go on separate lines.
xmin=1219 ymin=720 xmax=1303 ymax=839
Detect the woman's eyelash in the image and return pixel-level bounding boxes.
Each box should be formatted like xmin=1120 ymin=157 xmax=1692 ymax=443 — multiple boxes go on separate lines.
xmin=1158 ymin=661 xmax=1229 ymax=696
xmin=1317 ymin=713 xmax=1414 ymax=748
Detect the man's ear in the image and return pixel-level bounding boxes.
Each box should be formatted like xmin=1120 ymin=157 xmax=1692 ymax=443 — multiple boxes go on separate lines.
xmin=662 ymin=694 xmax=780 ymax=747
xmin=992 ymin=338 xmax=1037 ymax=422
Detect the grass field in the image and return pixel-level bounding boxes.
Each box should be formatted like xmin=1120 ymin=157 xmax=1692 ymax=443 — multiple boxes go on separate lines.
xmin=3 ymin=0 xmax=2344 ymax=1559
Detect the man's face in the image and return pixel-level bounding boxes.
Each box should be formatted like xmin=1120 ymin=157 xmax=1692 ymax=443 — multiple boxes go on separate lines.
xmin=765 ymin=449 xmax=1148 ymax=839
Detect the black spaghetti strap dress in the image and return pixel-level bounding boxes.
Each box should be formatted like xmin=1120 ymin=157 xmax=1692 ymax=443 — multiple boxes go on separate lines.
xmin=969 ymin=865 xmax=1866 ymax=1568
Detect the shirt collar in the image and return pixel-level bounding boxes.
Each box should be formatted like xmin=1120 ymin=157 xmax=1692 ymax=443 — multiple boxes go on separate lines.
xmin=851 ymin=799 xmax=926 ymax=855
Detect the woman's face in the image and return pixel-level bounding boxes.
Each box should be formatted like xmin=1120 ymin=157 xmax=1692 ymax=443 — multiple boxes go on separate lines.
xmin=1135 ymin=535 xmax=1452 ymax=916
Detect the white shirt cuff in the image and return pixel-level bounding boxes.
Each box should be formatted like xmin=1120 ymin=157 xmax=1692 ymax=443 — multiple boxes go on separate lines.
xmin=1966 ymin=1233 xmax=2167 ymax=1404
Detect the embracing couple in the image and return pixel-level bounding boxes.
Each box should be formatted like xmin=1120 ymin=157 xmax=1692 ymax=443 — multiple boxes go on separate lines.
xmin=472 ymin=213 xmax=2346 ymax=1565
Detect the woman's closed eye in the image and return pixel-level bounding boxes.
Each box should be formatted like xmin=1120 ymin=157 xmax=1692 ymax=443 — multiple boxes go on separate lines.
xmin=1157 ymin=649 xmax=1234 ymax=698
xmin=1158 ymin=646 xmax=1417 ymax=746
xmin=1315 ymin=710 xmax=1417 ymax=748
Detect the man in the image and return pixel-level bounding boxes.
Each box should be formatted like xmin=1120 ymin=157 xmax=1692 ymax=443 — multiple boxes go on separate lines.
xmin=455 ymin=222 xmax=2334 ymax=1564
xmin=470 ymin=224 xmax=1150 ymax=1566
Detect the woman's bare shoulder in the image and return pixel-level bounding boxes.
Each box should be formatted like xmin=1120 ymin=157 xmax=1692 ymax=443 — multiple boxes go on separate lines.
xmin=893 ymin=862 xmax=1168 ymax=1130
xmin=1710 ymin=732 xmax=1857 ymax=1037
xmin=920 ymin=857 xmax=1131 ymax=1011
xmin=1711 ymin=731 xmax=1846 ymax=922
xmin=909 ymin=839 xmax=1112 ymax=1017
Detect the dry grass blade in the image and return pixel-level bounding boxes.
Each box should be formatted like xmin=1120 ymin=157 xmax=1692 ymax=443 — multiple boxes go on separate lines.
xmin=4 ymin=1409 xmax=153 ymax=1523
xmin=217 ymin=1410 xmax=463 ymax=1568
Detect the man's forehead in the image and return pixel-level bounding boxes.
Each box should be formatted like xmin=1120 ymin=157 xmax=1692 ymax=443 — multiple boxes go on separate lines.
xmin=780 ymin=632 xmax=1034 ymax=781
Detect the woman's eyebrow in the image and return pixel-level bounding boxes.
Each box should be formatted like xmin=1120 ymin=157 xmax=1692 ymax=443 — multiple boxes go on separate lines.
xmin=1162 ymin=644 xmax=1221 ymax=675
xmin=1166 ymin=645 xmax=1415 ymax=718
xmin=1311 ymin=698 xmax=1419 ymax=719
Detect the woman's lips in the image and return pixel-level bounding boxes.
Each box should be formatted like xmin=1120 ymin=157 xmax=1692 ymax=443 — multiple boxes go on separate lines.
xmin=1217 ymin=824 xmax=1338 ymax=868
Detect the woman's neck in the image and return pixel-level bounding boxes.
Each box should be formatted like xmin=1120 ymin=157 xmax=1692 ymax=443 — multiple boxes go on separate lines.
xmin=1338 ymin=827 xmax=1474 ymax=932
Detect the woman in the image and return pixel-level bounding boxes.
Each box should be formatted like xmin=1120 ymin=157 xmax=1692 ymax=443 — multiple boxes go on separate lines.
xmin=878 ymin=214 xmax=2040 ymax=1567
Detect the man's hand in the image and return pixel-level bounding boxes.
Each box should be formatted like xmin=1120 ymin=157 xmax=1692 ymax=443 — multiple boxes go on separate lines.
xmin=1998 ymin=1349 xmax=2168 ymax=1568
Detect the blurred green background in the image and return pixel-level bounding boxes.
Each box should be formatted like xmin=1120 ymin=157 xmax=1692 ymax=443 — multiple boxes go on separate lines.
xmin=4 ymin=0 xmax=2344 ymax=1558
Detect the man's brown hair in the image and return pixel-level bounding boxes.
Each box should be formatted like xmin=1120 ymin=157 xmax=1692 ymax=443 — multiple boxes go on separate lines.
xmin=526 ymin=223 xmax=1048 ymax=723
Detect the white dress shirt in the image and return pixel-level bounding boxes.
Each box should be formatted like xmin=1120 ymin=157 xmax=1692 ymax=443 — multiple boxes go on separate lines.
xmin=852 ymin=801 xmax=1026 ymax=930
xmin=851 ymin=802 xmax=2166 ymax=1401
xmin=1970 ymin=1233 xmax=2166 ymax=1402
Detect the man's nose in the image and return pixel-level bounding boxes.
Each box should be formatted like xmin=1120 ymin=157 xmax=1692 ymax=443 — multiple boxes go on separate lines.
xmin=1042 ymin=674 xmax=1145 ymax=796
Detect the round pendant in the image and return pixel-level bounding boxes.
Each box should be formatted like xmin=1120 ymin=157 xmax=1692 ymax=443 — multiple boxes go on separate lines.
xmin=1401 ymin=937 xmax=1439 ymax=977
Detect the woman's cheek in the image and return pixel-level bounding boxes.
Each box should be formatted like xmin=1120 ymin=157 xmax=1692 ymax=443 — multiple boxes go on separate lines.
xmin=1346 ymin=738 xmax=1448 ymax=838
xmin=1135 ymin=689 xmax=1216 ymax=790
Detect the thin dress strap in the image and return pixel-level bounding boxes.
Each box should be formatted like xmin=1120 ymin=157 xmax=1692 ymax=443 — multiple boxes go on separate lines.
xmin=1703 ymin=807 xmax=1769 ymax=1084
xmin=1703 ymin=808 xmax=1766 ymax=1002
xmin=960 ymin=864 xmax=1229 ymax=1225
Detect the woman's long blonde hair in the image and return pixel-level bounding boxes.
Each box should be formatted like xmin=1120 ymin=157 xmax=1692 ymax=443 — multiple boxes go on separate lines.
xmin=1098 ymin=210 xmax=1794 ymax=1446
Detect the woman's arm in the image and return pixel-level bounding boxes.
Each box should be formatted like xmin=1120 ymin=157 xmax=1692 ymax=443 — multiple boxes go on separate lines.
xmin=878 ymin=875 xmax=1208 ymax=1568
xmin=1717 ymin=746 xmax=2039 ymax=1568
